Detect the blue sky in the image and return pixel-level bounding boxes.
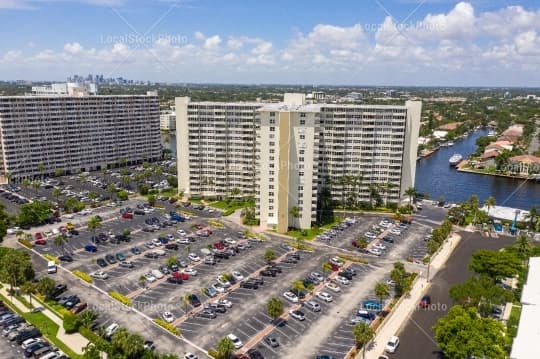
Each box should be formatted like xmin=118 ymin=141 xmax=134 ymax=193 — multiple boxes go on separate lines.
xmin=0 ymin=0 xmax=539 ymax=86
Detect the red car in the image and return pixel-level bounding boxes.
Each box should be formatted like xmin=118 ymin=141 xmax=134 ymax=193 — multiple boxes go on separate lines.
xmin=327 ymin=262 xmax=340 ymax=271
xmin=59 ymin=226 xmax=67 ymax=233
xmin=34 ymin=239 xmax=47 ymax=245
xmin=172 ymin=272 xmax=189 ymax=281
xmin=194 ymin=224 xmax=204 ymax=230
xmin=122 ymin=213 xmax=133 ymax=219
xmin=419 ymin=295 xmax=431 ymax=308
xmin=35 ymin=232 xmax=43 ymax=240
xmin=214 ymin=242 xmax=225 ymax=250
xmin=71 ymin=302 xmax=87 ymax=314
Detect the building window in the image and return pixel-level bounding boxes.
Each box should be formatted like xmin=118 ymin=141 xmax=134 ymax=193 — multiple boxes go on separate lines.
xmin=269 ymin=156 xmax=274 ymax=161
xmin=269 ymin=149 xmax=275 ymax=154
xmin=299 ymin=135 xmax=305 ymax=140
xmin=300 ymin=149 xmax=305 ymax=155
xmin=269 ymin=141 xmax=275 ymax=146
xmin=298 ymin=186 xmax=303 ymax=190
xmin=270 ymin=126 xmax=275 ymax=132
xmin=269 ymin=206 xmax=274 ymax=211
xmin=300 ymin=119 xmax=305 ymax=125
xmin=270 ymin=118 xmax=276 ymax=125
xmin=299 ymin=157 xmax=304 ymax=162
xmin=269 ymin=185 xmax=274 ymax=189
xmin=300 ymin=113 xmax=306 ymax=117
xmin=269 ymin=198 xmax=274 ymax=203
xmin=299 ymin=171 xmax=304 ymax=176
xmin=269 ymin=212 xmax=274 ymax=217
xmin=298 ymin=200 xmax=303 ymax=205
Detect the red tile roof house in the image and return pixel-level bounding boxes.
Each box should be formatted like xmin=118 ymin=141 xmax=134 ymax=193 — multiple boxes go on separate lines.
xmin=509 ymin=155 xmax=540 ymax=176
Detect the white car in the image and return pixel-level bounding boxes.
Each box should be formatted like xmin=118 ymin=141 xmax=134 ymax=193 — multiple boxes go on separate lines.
xmin=212 ymin=283 xmax=225 ymax=293
xmin=188 ymin=253 xmax=200 ymax=262
xmin=316 ymin=291 xmax=333 ymax=302
xmin=176 ymin=237 xmax=191 ymax=244
xmin=90 ymin=271 xmax=108 ymax=280
xmin=151 ymin=269 xmax=164 ymax=279
xmin=224 ymin=238 xmax=237 ymax=245
xmin=389 ymin=228 xmax=402 ymax=235
xmin=329 ymin=256 xmax=345 ymax=267
xmin=368 ymin=248 xmax=382 ymax=256
xmin=283 ymin=291 xmax=299 ymax=303
xmin=232 ymin=271 xmax=244 ymax=281
xmin=166 ymin=234 xmax=175 ymax=241
xmin=177 ymin=229 xmax=187 ymax=236
xmin=365 ymin=232 xmax=377 ymax=239
xmin=21 ymin=338 xmax=42 ymax=349
xmin=105 ymin=323 xmax=119 ymax=337
xmin=334 ymin=276 xmax=350 ymax=285
xmin=386 ymin=279 xmax=396 ymax=287
xmin=227 ymin=334 xmax=243 ymax=349
xmin=161 ymin=311 xmax=175 ymax=323
xmin=7 ymin=227 xmax=20 ymax=235
xmin=184 ymin=268 xmax=198 ymax=276
xmin=374 ymin=243 xmax=387 ymax=250
xmin=289 ymin=309 xmax=306 ymax=321
xmin=325 ymin=282 xmax=341 ymax=292
xmin=151 ymin=238 xmax=163 ymax=246
xmin=144 ymin=272 xmax=157 ymax=282
xmin=379 ymin=221 xmax=392 ymax=228
xmin=215 ymin=298 xmax=232 ymax=308
xmin=216 ymin=275 xmax=231 ymax=288
xmin=184 ymin=353 xmax=198 ymax=359
xmin=385 ymin=335 xmax=400 ymax=353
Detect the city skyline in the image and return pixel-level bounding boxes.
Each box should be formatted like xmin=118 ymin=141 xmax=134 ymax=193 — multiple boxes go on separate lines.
xmin=0 ymin=0 xmax=539 ymax=86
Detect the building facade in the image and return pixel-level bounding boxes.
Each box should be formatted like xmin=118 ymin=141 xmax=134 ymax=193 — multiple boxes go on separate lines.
xmin=160 ymin=110 xmax=176 ymax=131
xmin=176 ymin=95 xmax=421 ymax=232
xmin=0 ymin=92 xmax=161 ymax=182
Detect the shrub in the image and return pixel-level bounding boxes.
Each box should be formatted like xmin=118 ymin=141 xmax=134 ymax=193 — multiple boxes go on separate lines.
xmin=73 ymin=270 xmax=93 ymax=284
xmin=63 ymin=312 xmax=81 ymax=334
xmin=153 ymin=319 xmax=180 ymax=336
xmin=18 ymin=238 xmax=33 ymax=248
xmin=108 ymin=291 xmax=132 ymax=306
xmin=117 ymin=190 xmax=128 ymax=201
xmin=222 ymin=209 xmax=235 ymax=217
xmin=43 ymin=254 xmax=59 ymax=264
xmin=208 ymin=219 xmax=224 ymax=228
xmin=338 ymin=255 xmax=368 ymax=264
xmin=79 ymin=326 xmax=111 ymax=350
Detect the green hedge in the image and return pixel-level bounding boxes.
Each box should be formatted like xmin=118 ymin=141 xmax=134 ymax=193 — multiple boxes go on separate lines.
xmin=153 ymin=319 xmax=180 ymax=336
xmin=63 ymin=312 xmax=81 ymax=334
xmin=222 ymin=209 xmax=235 ymax=216
xmin=79 ymin=326 xmax=111 ymax=350
xmin=108 ymin=291 xmax=132 ymax=306
xmin=73 ymin=270 xmax=93 ymax=284
xmin=43 ymin=254 xmax=59 ymax=264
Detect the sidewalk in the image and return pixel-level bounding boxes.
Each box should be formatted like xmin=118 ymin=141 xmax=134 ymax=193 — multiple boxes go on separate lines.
xmin=0 ymin=285 xmax=89 ymax=355
xmin=361 ymin=233 xmax=462 ymax=359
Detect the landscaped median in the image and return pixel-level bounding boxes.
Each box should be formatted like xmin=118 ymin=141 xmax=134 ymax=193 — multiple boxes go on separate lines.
xmin=153 ymin=318 xmax=180 ymax=336
xmin=43 ymin=253 xmax=60 ymax=264
xmin=108 ymin=291 xmax=132 ymax=306
xmin=17 ymin=237 xmax=33 ymax=248
xmin=73 ymin=270 xmax=93 ymax=284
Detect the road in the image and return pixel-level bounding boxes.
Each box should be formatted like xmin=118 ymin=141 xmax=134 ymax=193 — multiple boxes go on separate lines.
xmin=395 ymin=231 xmax=515 ymax=359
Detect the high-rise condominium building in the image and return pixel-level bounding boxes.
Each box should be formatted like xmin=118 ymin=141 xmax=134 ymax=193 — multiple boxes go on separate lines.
xmin=176 ymin=94 xmax=421 ymax=233
xmin=0 ymin=86 xmax=161 ymax=183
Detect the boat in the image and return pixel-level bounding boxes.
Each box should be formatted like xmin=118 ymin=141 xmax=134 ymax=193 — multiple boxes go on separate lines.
xmin=487 ymin=130 xmax=497 ymax=137
xmin=449 ymin=153 xmax=463 ymax=166
xmin=447 ymin=141 xmax=454 ymax=147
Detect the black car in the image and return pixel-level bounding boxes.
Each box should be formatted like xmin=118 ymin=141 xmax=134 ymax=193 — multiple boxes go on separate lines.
xmin=342 ymin=267 xmax=356 ymax=276
xmin=144 ymin=252 xmax=159 ymax=259
xmin=97 ymin=258 xmax=108 ymax=268
xmin=338 ymin=271 xmax=353 ymax=280
xmin=130 ymin=247 xmax=141 ymax=255
xmin=283 ymin=257 xmax=297 ymax=264
xmin=69 ymin=229 xmax=79 ymax=235
xmin=24 ymin=342 xmax=49 ymax=357
xmin=214 ymin=252 xmax=230 ymax=260
xmin=268 ymin=265 xmax=282 ymax=273
xmin=63 ymin=296 xmax=80 ymax=309
xmin=247 ymin=348 xmax=265 ymax=359
xmin=166 ymin=277 xmax=183 ymax=285
xmin=251 ymin=277 xmax=264 ymax=285
xmin=289 ymin=252 xmax=301 ymax=260
xmin=115 ymin=234 xmax=130 ymax=242
xmin=49 ymin=284 xmax=67 ymax=299
xmin=105 ymin=255 xmax=117 ymax=264
xmin=15 ymin=329 xmax=41 ymax=344
xmin=57 ymin=294 xmax=77 ymax=305
xmin=240 ymin=281 xmax=258 ymax=289
xmin=165 ymin=243 xmax=178 ymax=250
xmin=58 ymin=255 xmax=73 ymax=262
xmin=260 ymin=269 xmax=276 ymax=277
xmin=205 ymin=303 xmax=226 ymax=313
xmin=188 ymin=294 xmax=201 ymax=307
xmin=382 ymin=236 xmax=395 ymax=243
xmin=134 ymin=210 xmax=145 ymax=215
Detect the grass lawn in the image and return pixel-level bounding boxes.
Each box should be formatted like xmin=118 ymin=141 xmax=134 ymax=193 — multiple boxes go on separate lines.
xmin=158 ymin=187 xmax=178 ymax=198
xmin=209 ymin=199 xmax=252 ymax=211
xmin=287 ymin=218 xmax=342 ymax=240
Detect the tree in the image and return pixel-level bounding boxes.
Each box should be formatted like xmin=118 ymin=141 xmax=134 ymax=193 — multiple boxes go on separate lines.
xmin=264 ymin=249 xmax=276 ymax=263
xmin=434 ymin=305 xmax=506 ymax=359
xmin=390 ymin=262 xmax=407 ymax=296
xmin=322 ymin=262 xmax=333 ymax=279
xmin=107 ymin=184 xmax=117 ymax=201
xmin=405 ymin=187 xmax=417 ymax=208
xmin=20 ymin=281 xmax=38 ymax=305
xmin=80 ymin=310 xmax=99 ymax=329
xmin=516 ymin=234 xmax=531 ymax=260
xmin=17 ymin=201 xmax=52 ymax=226
xmin=31 ymin=180 xmax=40 ymax=194
xmin=166 ymin=175 xmax=178 ymax=188
xmin=214 ymin=337 xmax=235 ymax=359
xmin=352 ymin=321 xmax=375 ymax=358
xmin=117 ymin=190 xmax=128 ymax=201
xmin=484 ymin=196 xmax=496 ymax=216
xmin=289 ymin=206 xmax=300 ymax=230
xmin=110 ymin=327 xmax=145 ymax=359
xmin=37 ymin=277 xmax=56 ymax=298
xmin=82 ymin=344 xmax=102 ymax=359
xmin=0 ymin=248 xmax=35 ymax=292
xmin=469 ymin=249 xmax=522 ymax=279
xmin=52 ymin=188 xmax=62 ymax=203
xmin=87 ymin=216 xmax=102 ymax=244
xmin=449 ymin=275 xmax=514 ymax=309
xmin=54 ymin=233 xmax=68 ymax=256
xmin=291 ymin=280 xmax=305 ymax=296
xmin=525 ymin=206 xmax=540 ymax=231
xmin=374 ymin=282 xmax=390 ymax=308
xmin=0 ymin=203 xmax=9 ymax=242
xmin=148 ymin=194 xmax=156 ymax=207
xmin=138 ymin=184 xmax=149 ymax=196
xmin=166 ymin=255 xmax=177 ymax=268
xmin=266 ymin=297 xmax=284 ymax=321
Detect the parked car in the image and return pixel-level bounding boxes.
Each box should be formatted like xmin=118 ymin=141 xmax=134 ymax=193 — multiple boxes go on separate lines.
xmin=316 ymin=291 xmax=333 ymax=302
xmin=283 ymin=291 xmax=299 ymax=303
xmin=227 ymin=334 xmax=243 ymax=349
xmin=385 ymin=336 xmax=400 ymax=353
xmin=289 ymin=309 xmax=305 ymax=321
xmin=188 ymin=294 xmax=201 ymax=307
xmin=90 ymin=271 xmax=108 ymax=280
xmin=84 ymin=244 xmax=97 ymax=252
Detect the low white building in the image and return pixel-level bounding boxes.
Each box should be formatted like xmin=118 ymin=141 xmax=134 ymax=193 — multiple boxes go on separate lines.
xmin=481 ymin=205 xmax=529 ymax=222
xmin=510 ymin=257 xmax=540 ymax=359
xmin=432 ymin=130 xmax=448 ymax=139
xmin=160 ymin=110 xmax=176 ymax=131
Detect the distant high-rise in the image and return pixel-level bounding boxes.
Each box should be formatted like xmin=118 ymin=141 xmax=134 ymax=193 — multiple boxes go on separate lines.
xmin=176 ymin=94 xmax=421 ymax=232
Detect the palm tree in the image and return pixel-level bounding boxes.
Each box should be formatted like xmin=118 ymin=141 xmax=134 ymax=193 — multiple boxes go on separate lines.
xmin=525 ymin=206 xmax=540 ymax=231
xmin=353 ymin=321 xmax=375 ymax=359
xmin=289 ymin=206 xmax=300 ymax=230
xmin=79 ymin=310 xmax=98 ymax=328
xmin=374 ymin=282 xmax=390 ymax=308
xmin=322 ymin=262 xmax=333 ymax=280
xmin=166 ymin=255 xmax=177 ymax=268
xmin=405 ymin=187 xmax=417 ymax=208
xmin=22 ymin=178 xmax=31 ymax=191
xmin=229 ymin=187 xmax=241 ymax=200
xmin=52 ymin=188 xmax=62 ymax=203
xmin=87 ymin=216 xmax=102 ymax=243
xmin=31 ymin=180 xmax=40 ymax=195
xmin=264 ymin=249 xmax=276 ymax=263
xmin=517 ymin=234 xmax=531 ymax=260
xmin=54 ymin=233 xmax=68 ymax=256
xmin=368 ymin=184 xmax=380 ymax=208
xmin=111 ymin=327 xmax=145 ymax=359
xmin=37 ymin=163 xmax=45 ymax=180
xmin=54 ymin=168 xmax=65 ymax=178
xmin=291 ymin=280 xmax=305 ymax=297
xmin=484 ymin=196 xmax=496 ymax=216
xmin=215 ymin=337 xmax=235 ymax=359
xmin=107 ymin=184 xmax=117 ymax=201
xmin=37 ymin=277 xmax=56 ymax=298
xmin=20 ymin=281 xmax=38 ymax=305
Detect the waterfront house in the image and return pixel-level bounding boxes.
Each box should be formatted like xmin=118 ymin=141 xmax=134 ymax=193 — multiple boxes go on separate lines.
xmin=509 ymin=155 xmax=540 ymax=176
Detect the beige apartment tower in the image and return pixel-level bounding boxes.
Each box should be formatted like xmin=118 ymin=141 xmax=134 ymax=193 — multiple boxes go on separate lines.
xmin=176 ymin=95 xmax=421 ymax=233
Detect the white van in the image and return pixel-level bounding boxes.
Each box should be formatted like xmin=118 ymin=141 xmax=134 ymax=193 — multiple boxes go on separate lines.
xmin=47 ymin=261 xmax=57 ymax=274
xmin=105 ymin=322 xmax=119 ymax=337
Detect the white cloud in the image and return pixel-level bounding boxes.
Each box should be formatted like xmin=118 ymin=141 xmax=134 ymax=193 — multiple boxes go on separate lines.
xmin=204 ymin=35 xmax=221 ymax=50
xmin=64 ymin=42 xmax=83 ymax=54
xmin=194 ymin=31 xmax=205 ymax=41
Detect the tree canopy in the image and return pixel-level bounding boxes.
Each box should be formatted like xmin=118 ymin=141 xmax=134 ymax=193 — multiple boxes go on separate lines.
xmin=469 ymin=249 xmax=523 ymax=279
xmin=16 ymin=201 xmax=52 ymax=226
xmin=449 ymin=275 xmax=515 ymax=310
xmin=0 ymin=247 xmax=35 ymax=290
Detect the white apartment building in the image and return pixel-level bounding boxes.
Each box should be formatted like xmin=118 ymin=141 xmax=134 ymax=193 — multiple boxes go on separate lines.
xmin=176 ymin=94 xmax=421 ymax=233
xmin=0 ymin=90 xmax=161 ymax=183
xmin=160 ymin=110 xmax=176 ymax=131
